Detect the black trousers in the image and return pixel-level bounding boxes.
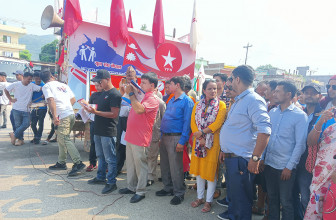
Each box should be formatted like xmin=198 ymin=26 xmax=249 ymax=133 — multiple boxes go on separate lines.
xmin=31 ymin=109 xmax=47 ymax=140
xmin=89 ymin=122 xmax=97 ymax=166
xmin=116 ymin=116 xmax=128 ymax=173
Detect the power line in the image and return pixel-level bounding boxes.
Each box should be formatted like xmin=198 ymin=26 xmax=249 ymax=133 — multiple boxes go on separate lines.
xmin=0 ymin=16 xmax=40 ymax=28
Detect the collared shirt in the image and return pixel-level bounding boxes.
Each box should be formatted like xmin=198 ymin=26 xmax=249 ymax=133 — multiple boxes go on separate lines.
xmin=160 ymin=93 xmax=194 ymax=145
xmin=220 ymin=88 xmax=271 ymax=159
xmin=264 ymin=104 xmax=308 ymax=170
xmin=125 ymin=91 xmax=159 ymax=147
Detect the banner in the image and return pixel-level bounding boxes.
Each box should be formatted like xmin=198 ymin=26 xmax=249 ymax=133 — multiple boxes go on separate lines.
xmin=67 ymin=21 xmax=196 ymax=102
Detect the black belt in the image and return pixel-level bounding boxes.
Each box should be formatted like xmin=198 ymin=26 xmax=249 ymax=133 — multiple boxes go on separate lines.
xmin=224 ymin=153 xmax=239 ymax=158
xmin=162 ymin=133 xmax=182 ymax=136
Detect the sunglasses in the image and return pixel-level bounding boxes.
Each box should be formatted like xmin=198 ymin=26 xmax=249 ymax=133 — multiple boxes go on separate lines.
xmin=326 ymin=84 xmax=336 ymax=90
xmin=224 ymin=85 xmax=233 ymax=91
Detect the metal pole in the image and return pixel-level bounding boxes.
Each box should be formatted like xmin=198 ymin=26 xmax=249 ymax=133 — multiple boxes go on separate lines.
xmin=243 ymin=43 xmax=252 ymax=65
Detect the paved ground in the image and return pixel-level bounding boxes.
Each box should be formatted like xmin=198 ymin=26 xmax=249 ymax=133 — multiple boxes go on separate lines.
xmin=0 ymin=109 xmax=264 ymax=220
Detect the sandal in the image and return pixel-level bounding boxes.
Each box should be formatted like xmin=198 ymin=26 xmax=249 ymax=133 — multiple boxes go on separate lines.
xmin=201 ymin=202 xmax=212 ymax=213
xmin=252 ymin=205 xmax=265 ymax=215
xmin=191 ymin=198 xmax=205 ymax=208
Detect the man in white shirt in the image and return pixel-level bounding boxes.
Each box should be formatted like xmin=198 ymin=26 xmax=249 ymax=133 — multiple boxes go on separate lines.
xmin=5 ymin=72 xmax=41 ymax=146
xmin=40 ymin=71 xmax=85 ymax=177
xmin=0 ymin=72 xmax=10 ymax=128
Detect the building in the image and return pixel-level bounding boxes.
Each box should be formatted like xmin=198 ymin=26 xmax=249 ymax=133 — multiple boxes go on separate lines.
xmin=0 ymin=23 xmax=26 ymax=58
xmin=204 ymin=62 xmax=235 ymax=76
xmin=297 ymin=66 xmax=310 ymax=77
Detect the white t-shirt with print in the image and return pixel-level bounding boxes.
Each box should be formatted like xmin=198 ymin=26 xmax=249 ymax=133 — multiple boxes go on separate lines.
xmin=6 ymin=82 xmax=41 ymax=112
xmin=42 ymin=81 xmax=75 ymax=119
xmin=0 ymin=82 xmax=11 ymax=105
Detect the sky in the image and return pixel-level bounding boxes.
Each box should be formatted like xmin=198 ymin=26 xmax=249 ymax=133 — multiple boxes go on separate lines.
xmin=1 ymin=0 xmax=336 ymax=75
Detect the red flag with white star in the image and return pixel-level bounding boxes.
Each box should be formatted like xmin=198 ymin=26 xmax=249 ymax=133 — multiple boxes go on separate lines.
xmin=152 ymin=0 xmax=165 ymax=49
xmin=63 ymin=0 xmax=83 ymax=36
xmin=127 ymin=10 xmax=133 ymax=28
xmin=110 ymin=0 xmax=129 ymax=47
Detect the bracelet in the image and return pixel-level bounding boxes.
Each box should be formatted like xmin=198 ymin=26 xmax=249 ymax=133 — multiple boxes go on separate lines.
xmin=129 ymin=92 xmax=134 ymax=96
xmin=201 ymin=130 xmax=205 ymax=136
xmin=313 ymin=125 xmax=322 ymax=133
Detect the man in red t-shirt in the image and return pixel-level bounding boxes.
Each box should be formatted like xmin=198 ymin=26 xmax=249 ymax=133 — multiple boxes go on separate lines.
xmin=119 ymin=72 xmax=160 ymax=203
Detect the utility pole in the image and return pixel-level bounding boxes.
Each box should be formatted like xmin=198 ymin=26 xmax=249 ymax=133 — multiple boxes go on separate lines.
xmin=243 ymin=43 xmax=253 ymax=65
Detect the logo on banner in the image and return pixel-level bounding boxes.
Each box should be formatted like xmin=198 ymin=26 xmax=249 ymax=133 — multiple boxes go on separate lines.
xmin=155 ymin=43 xmax=182 ymax=73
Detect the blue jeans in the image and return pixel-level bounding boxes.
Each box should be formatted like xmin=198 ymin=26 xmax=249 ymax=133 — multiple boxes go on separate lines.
xmin=264 ymin=165 xmax=296 ymax=220
xmin=94 ymin=135 xmax=117 ymax=185
xmin=12 ymin=109 xmax=30 ymax=140
xmin=10 ymin=109 xmax=16 ymax=132
xmin=225 ymin=157 xmax=255 ymax=220
xmin=294 ymin=166 xmax=313 ymax=220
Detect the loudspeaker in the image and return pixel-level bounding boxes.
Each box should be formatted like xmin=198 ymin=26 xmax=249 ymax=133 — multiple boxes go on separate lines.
xmin=41 ymin=5 xmax=64 ymax=30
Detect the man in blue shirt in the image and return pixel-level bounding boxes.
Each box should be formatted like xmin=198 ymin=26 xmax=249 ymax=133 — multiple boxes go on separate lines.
xmin=156 ymin=76 xmax=194 ymax=205
xmin=30 ymin=71 xmax=47 ymax=144
xmin=217 ymin=65 xmax=271 ymax=220
xmin=263 ymin=81 xmax=308 ymax=220
xmin=294 ymin=83 xmax=322 ymax=220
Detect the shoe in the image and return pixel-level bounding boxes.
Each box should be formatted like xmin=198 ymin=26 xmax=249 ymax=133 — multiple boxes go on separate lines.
xmin=86 ymin=164 xmax=97 ymax=172
xmin=50 ymin=138 xmax=57 ymax=143
xmin=156 ymin=189 xmax=174 ymax=196
xmin=42 ymin=140 xmax=49 ymax=145
xmin=1 ymin=125 xmax=6 ymax=128
xmin=217 ymin=197 xmax=229 ymax=207
xmin=34 ymin=139 xmax=40 ymax=144
xmin=68 ymin=161 xmax=86 ymax=176
xmin=158 ymin=177 xmax=162 ymax=182
xmin=147 ymin=180 xmax=154 ymax=186
xmin=88 ymin=177 xmax=106 ymax=185
xmin=170 ymin=195 xmax=184 ymax=205
xmin=49 ymin=162 xmax=67 ymax=170
xmin=130 ymin=194 xmax=145 ymax=203
xmin=16 ymin=139 xmax=24 ymax=146
xmin=30 ymin=139 xmax=35 ymax=143
xmin=217 ymin=211 xmax=230 ymax=220
xmin=102 ymin=183 xmax=117 ymax=194
xmin=119 ymin=188 xmax=136 ymax=194
xmin=213 ymin=189 xmax=222 ymax=199
xmin=9 ymin=132 xmax=16 ymax=145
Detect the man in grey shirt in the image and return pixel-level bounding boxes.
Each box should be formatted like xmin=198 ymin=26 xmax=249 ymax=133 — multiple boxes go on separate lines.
xmin=217 ymin=65 xmax=271 ymax=220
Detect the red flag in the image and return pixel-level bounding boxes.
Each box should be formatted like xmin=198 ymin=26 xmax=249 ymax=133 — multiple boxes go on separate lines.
xmin=152 ymin=0 xmax=165 ymax=49
xmin=63 ymin=0 xmax=82 ymax=36
xmin=127 ymin=10 xmax=133 ymax=28
xmin=123 ymin=36 xmax=149 ymax=73
xmin=110 ymin=0 xmax=129 ymax=47
xmin=57 ymin=47 xmax=65 ymax=66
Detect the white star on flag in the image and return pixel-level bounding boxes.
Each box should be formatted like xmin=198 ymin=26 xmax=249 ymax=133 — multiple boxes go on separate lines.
xmin=162 ymin=51 xmax=176 ymax=68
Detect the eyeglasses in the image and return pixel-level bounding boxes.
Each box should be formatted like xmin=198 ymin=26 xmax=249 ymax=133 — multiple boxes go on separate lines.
xmin=326 ymin=84 xmax=336 ymax=90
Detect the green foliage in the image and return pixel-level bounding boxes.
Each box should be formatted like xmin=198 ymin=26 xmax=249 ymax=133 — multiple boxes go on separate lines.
xmin=256 ymin=64 xmax=277 ymax=71
xmin=19 ymin=49 xmax=32 ymax=61
xmin=39 ymin=39 xmax=59 ymax=62
xmin=140 ymin=24 xmax=148 ymax=31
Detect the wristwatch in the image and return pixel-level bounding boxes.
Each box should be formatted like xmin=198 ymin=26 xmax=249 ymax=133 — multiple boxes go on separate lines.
xmin=129 ymin=92 xmax=134 ymax=96
xmin=252 ymin=155 xmax=261 ymax=162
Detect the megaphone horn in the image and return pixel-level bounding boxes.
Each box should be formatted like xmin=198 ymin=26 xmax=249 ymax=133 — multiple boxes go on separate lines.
xmin=41 ymin=5 xmax=64 ymax=30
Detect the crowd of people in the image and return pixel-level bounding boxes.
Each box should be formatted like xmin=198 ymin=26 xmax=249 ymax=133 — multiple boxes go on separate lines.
xmin=1 ymin=65 xmax=336 ymax=220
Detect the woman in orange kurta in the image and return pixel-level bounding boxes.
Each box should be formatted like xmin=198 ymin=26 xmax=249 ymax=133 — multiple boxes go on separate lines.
xmin=189 ymin=79 xmax=226 ymax=213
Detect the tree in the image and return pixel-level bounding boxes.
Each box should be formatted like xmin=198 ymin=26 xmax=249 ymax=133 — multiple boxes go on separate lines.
xmin=140 ymin=24 xmax=148 ymax=31
xmin=19 ymin=50 xmax=32 ymax=61
xmin=256 ymin=64 xmax=277 ymax=72
xmin=39 ymin=39 xmax=59 ymax=62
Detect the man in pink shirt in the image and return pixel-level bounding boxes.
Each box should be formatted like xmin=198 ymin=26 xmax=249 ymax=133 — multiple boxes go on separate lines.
xmin=119 ymin=72 xmax=160 ymax=203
